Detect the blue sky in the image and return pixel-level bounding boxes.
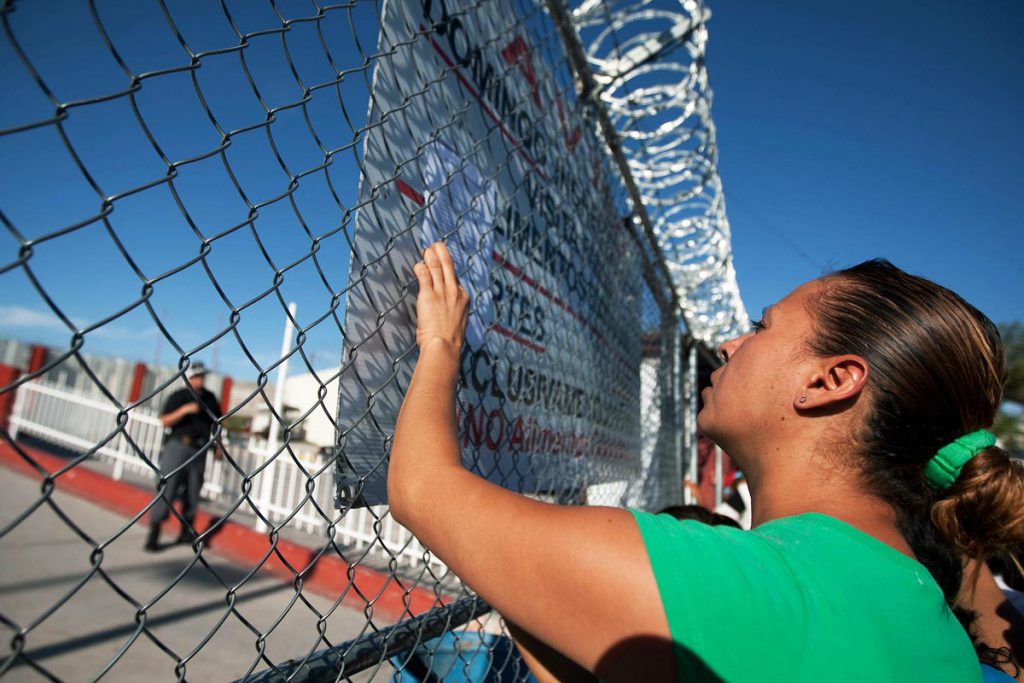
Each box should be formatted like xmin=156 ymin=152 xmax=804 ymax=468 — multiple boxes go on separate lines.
xmin=705 ymin=0 xmax=1023 ymax=327
xmin=1 ymin=0 xmax=1021 ymax=382
xmin=0 ymin=1 xmax=380 ymax=378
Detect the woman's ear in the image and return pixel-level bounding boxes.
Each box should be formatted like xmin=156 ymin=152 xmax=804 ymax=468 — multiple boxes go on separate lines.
xmin=795 ymin=355 xmax=869 ymax=410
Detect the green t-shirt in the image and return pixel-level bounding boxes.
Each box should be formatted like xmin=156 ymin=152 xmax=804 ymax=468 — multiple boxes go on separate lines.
xmin=631 ymin=510 xmax=980 ymax=682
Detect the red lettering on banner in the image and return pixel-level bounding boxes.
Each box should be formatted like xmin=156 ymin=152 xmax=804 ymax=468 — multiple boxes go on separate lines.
xmin=500 ymin=36 xmax=581 ymax=153
xmin=460 ymin=406 xmax=624 ymax=463
xmin=501 ymin=36 xmax=541 ymax=107
xmin=485 ymin=409 xmax=505 ymax=450
xmin=464 ymin=404 xmax=486 ymax=448
xmin=510 ymin=416 xmax=525 ymax=449
xmin=556 ymin=98 xmax=581 ymax=153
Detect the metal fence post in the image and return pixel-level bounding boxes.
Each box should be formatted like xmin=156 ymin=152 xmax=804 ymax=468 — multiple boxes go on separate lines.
xmin=672 ymin=325 xmax=685 ymax=507
xmin=683 ymin=340 xmax=699 ymax=503
xmin=257 ymin=302 xmax=298 ymax=533
xmin=0 ymin=364 xmax=21 ymax=437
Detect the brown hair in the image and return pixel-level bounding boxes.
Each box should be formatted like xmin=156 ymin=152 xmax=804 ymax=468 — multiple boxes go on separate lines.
xmin=808 ymin=259 xmax=1023 ymax=603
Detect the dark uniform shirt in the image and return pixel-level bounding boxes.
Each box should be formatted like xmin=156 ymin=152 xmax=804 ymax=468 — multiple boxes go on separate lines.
xmin=161 ymin=387 xmax=222 ymax=444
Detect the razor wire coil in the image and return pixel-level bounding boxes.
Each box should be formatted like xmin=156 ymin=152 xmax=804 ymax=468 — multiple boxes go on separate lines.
xmin=573 ymin=0 xmax=748 ymax=343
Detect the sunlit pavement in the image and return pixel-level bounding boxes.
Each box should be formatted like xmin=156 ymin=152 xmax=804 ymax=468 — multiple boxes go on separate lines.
xmin=0 ymin=467 xmax=395 ymax=682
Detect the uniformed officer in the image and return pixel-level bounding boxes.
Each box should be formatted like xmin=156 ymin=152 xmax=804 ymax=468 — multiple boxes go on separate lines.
xmin=144 ymin=362 xmax=222 ymax=551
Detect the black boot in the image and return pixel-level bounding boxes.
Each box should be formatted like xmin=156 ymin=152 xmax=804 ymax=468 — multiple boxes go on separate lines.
xmin=144 ymin=523 xmax=161 ymax=552
xmin=176 ymin=523 xmax=197 ymax=545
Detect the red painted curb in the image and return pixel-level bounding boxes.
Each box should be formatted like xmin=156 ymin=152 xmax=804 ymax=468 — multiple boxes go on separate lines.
xmin=0 ymin=441 xmax=448 ymax=620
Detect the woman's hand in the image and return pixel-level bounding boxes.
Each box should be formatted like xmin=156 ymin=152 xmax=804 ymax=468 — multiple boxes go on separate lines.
xmin=390 ymin=241 xmax=469 ymax=515
xmin=393 ymin=246 xmax=671 ymax=681
xmin=413 ymin=242 xmax=470 ymax=353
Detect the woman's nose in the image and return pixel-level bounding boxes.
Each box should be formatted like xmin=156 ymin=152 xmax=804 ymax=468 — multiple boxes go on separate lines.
xmin=718 ymin=334 xmax=749 ymax=362
xmin=718 ymin=340 xmax=734 ymax=362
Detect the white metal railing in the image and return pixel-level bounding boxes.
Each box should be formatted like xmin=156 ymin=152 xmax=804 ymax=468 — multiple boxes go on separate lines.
xmin=10 ymin=378 xmax=165 ymax=480
xmin=9 ymin=379 xmax=444 ymax=573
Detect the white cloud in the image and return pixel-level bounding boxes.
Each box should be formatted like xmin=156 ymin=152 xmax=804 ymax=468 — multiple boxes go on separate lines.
xmin=88 ymin=324 xmax=158 ymax=342
xmin=0 ymin=304 xmax=157 ymax=342
xmin=0 ymin=305 xmax=68 ymax=331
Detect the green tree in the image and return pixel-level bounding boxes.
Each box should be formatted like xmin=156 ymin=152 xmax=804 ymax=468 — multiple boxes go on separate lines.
xmin=995 ymin=322 xmax=1024 ymax=456
xmin=993 ymin=411 xmax=1022 ymax=457
xmin=1000 ymin=322 xmax=1024 ymax=405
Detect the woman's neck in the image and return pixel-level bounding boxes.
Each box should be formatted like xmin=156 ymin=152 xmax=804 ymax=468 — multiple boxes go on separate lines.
xmin=749 ymin=467 xmax=914 ymax=559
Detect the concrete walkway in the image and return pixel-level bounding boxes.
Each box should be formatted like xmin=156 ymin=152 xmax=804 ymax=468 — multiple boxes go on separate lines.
xmin=0 ymin=468 xmax=397 ymax=682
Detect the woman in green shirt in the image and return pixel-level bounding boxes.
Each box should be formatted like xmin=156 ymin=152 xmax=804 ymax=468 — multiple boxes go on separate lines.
xmin=388 ymin=243 xmax=1021 ymax=681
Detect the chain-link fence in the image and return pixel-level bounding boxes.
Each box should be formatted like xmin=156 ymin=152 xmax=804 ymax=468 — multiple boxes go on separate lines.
xmin=0 ymin=0 xmax=706 ymax=680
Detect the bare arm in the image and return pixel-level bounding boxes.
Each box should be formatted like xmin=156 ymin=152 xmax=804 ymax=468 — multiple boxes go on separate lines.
xmin=961 ymin=559 xmax=1024 ymax=681
xmin=388 ymin=243 xmax=673 ymax=678
xmin=506 ymin=621 xmax=596 ymax=683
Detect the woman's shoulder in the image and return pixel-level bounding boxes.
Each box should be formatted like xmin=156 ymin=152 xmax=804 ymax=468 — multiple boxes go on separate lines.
xmin=630 ymin=508 xmax=760 ymax=572
xmin=631 ymin=509 xmax=957 ymax=640
xmin=630 ymin=509 xmax=980 ymax=682
xmin=632 ymin=508 xmax=904 ymax=561
xmin=757 ymin=513 xmax=941 ymax=582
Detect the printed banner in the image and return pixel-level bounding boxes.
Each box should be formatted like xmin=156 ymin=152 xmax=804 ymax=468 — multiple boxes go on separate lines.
xmin=336 ymin=0 xmax=645 ymax=505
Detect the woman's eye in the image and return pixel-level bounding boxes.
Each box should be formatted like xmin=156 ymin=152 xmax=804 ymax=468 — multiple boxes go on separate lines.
xmin=751 ymin=319 xmax=765 ymax=333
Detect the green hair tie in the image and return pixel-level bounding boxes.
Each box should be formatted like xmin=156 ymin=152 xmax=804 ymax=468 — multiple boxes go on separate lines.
xmin=923 ymin=429 xmax=996 ymax=492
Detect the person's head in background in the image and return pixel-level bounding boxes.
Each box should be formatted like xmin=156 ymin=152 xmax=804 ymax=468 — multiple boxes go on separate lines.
xmin=659 ymin=504 xmax=742 ymax=530
xmin=187 ymin=362 xmax=209 ymax=391
xmin=697 ymin=259 xmax=1024 ymax=607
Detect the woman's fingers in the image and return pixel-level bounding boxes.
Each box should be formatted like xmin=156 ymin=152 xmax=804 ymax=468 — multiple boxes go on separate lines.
xmin=413 ymin=242 xmax=469 ymax=350
xmin=432 ymin=243 xmax=460 ymax=297
xmin=413 ymin=261 xmax=432 ymax=294
xmin=422 ymin=242 xmax=461 ymax=299
xmin=423 ymin=246 xmax=445 ymax=297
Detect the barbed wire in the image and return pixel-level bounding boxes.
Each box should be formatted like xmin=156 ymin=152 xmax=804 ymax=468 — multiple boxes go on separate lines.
xmin=573 ymin=0 xmax=749 ymax=344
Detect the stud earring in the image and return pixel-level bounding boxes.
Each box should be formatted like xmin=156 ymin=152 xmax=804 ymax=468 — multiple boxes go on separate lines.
xmin=799 ymin=396 xmax=807 ymax=403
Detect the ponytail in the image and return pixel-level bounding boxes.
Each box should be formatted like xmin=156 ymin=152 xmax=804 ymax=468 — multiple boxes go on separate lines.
xmin=807 ymin=259 xmax=1013 ymax=605
xmin=932 ymin=446 xmax=1024 ymax=566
